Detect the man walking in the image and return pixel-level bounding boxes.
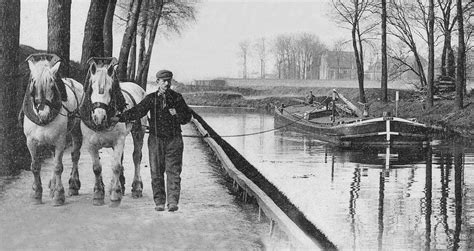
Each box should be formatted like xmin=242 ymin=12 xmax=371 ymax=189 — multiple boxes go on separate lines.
xmin=113 ymin=70 xmax=192 ymax=212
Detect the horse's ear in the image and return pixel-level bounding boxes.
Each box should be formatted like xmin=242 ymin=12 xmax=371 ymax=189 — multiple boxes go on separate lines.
xmin=107 ymin=63 xmax=114 ymax=77
xmin=27 ymin=60 xmax=36 ymax=75
xmin=90 ymin=62 xmax=97 ymax=75
xmin=51 ymin=61 xmax=61 ymax=75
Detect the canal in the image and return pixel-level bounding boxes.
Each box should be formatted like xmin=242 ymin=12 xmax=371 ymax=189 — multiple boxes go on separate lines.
xmin=194 ymin=106 xmax=474 ymax=250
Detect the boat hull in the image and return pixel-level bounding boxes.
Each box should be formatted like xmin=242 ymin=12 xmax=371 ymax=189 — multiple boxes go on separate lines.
xmin=274 ymin=106 xmax=430 ymax=148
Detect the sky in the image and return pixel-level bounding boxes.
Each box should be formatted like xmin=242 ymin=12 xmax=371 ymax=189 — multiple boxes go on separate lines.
xmin=20 ymin=0 xmax=347 ymax=82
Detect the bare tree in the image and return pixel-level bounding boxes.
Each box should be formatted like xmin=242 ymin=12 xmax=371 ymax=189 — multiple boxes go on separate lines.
xmin=427 ymin=0 xmax=435 ymax=108
xmin=239 ymin=40 xmax=250 ymax=79
xmin=273 ymin=36 xmax=287 ymax=79
xmin=112 ymin=0 xmax=196 ymax=88
xmin=104 ymin=0 xmax=117 ymax=57
xmin=48 ymin=0 xmax=71 ymax=76
xmin=387 ymin=1 xmax=428 ymax=88
xmin=81 ymin=0 xmax=109 ymax=74
xmin=137 ymin=0 xmax=150 ymax=84
xmin=381 ymin=0 xmax=388 ymax=102
xmin=254 ymin=38 xmax=266 ymax=79
xmin=332 ymin=0 xmax=377 ymax=103
xmin=127 ymin=33 xmax=137 ymax=80
xmin=0 ymin=0 xmax=21 ymax=173
xmin=135 ymin=0 xmax=163 ymax=89
xmin=117 ymin=0 xmax=143 ymax=81
xmin=437 ymin=0 xmax=456 ymax=77
xmin=296 ymin=33 xmax=314 ymax=80
xmin=455 ymin=0 xmax=465 ymax=110
xmin=272 ymin=33 xmax=326 ymax=80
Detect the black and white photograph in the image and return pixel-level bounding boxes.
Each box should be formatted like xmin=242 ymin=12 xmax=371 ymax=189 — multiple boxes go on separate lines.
xmin=1 ymin=0 xmax=474 ymax=250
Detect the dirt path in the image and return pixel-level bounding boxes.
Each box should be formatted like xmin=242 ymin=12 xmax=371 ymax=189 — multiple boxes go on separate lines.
xmin=0 ymin=125 xmax=282 ymax=250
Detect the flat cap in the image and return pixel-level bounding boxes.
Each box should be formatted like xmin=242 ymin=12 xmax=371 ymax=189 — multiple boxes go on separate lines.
xmin=156 ymin=70 xmax=173 ymax=80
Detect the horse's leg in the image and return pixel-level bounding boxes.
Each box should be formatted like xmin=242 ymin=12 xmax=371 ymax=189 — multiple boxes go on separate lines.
xmin=90 ymin=146 xmax=105 ymax=206
xmin=112 ymin=146 xmax=125 ymax=196
xmin=119 ymin=153 xmax=125 ymax=195
xmin=49 ymin=138 xmax=66 ymax=206
xmin=68 ymin=120 xmax=82 ymax=196
xmin=27 ymin=138 xmax=42 ymax=204
xmin=131 ymin=122 xmax=144 ymax=198
xmin=110 ymin=138 xmax=125 ymax=204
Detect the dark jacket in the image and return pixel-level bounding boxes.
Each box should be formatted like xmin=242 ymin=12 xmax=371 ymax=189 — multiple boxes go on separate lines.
xmin=118 ymin=89 xmax=192 ymax=138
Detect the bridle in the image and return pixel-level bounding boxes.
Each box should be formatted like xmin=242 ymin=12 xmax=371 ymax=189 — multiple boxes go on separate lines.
xmin=30 ymin=81 xmax=62 ymax=113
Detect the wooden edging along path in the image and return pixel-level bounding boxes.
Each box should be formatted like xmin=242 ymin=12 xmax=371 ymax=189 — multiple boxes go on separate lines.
xmin=190 ymin=112 xmax=331 ymax=250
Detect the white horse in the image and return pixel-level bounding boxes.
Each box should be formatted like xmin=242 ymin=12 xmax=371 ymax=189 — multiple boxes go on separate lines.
xmin=80 ymin=58 xmax=146 ymax=206
xmin=22 ymin=54 xmax=84 ymax=206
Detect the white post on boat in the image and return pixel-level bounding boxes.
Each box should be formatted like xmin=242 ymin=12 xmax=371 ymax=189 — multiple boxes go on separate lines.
xmin=332 ymin=90 xmax=336 ymax=122
xmin=385 ymin=146 xmax=390 ymax=169
xmin=386 ymin=119 xmax=391 ymax=141
xmin=395 ymin=91 xmax=399 ymax=117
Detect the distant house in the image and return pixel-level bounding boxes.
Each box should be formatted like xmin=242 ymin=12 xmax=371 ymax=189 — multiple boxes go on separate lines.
xmin=319 ymin=51 xmax=357 ymax=80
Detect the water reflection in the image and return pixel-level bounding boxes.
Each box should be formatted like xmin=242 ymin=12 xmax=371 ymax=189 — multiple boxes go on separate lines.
xmin=195 ymin=107 xmax=474 ymax=250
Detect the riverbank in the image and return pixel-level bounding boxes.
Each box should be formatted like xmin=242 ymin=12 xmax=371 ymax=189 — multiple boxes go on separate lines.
xmin=175 ymin=83 xmax=474 ymax=138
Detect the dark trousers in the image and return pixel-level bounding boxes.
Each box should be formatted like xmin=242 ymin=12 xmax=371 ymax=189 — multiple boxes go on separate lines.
xmin=148 ymin=135 xmax=183 ymax=206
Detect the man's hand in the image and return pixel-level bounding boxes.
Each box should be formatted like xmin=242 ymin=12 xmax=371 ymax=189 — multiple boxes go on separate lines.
xmin=169 ymin=108 xmax=177 ymax=116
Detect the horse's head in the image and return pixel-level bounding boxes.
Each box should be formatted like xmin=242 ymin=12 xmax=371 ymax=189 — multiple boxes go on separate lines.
xmin=87 ymin=61 xmax=116 ymax=126
xmin=27 ymin=58 xmax=61 ymax=121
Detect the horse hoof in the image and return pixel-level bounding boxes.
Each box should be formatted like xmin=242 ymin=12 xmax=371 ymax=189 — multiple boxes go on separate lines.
xmin=93 ymin=199 xmax=105 ymax=206
xmin=52 ymin=197 xmax=65 ymax=206
xmin=131 ymin=190 xmax=143 ymax=199
xmin=52 ymin=188 xmax=65 ymax=206
xmin=110 ymin=188 xmax=122 ymax=202
xmin=68 ymin=188 xmax=79 ymax=196
xmin=68 ymin=179 xmax=81 ymax=194
xmin=110 ymin=200 xmax=121 ymax=208
xmin=31 ymin=197 xmax=42 ymax=205
xmin=131 ymin=181 xmax=143 ymax=198
xmin=30 ymin=187 xmax=43 ymax=204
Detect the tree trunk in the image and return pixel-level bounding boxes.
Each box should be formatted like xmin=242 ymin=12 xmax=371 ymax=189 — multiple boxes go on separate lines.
xmin=427 ymin=0 xmax=435 ymax=108
xmin=117 ymin=0 xmax=143 ymax=81
xmin=455 ymin=0 xmax=464 ymax=110
xmin=357 ymin=26 xmax=366 ymax=103
xmin=413 ymin=47 xmax=428 ymax=87
xmin=137 ymin=1 xmax=163 ymax=89
xmin=136 ymin=0 xmax=149 ymax=81
xmin=381 ymin=0 xmax=388 ymax=103
xmin=447 ymin=47 xmax=455 ymax=78
xmin=0 ymin=0 xmax=21 ymax=174
xmin=441 ymin=30 xmax=451 ymax=77
xmin=80 ymin=0 xmax=109 ymax=75
xmin=353 ymin=23 xmax=366 ymax=103
xmin=127 ymin=33 xmax=136 ymax=81
xmin=136 ymin=0 xmax=163 ymax=89
xmin=243 ymin=53 xmax=247 ymax=79
xmin=103 ymin=0 xmax=117 ymax=57
xmin=48 ymin=0 xmax=71 ymax=77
